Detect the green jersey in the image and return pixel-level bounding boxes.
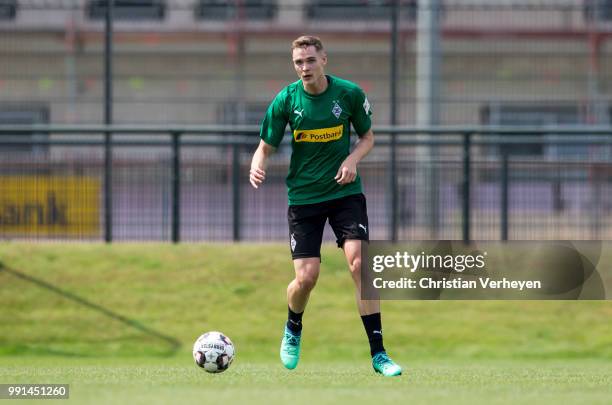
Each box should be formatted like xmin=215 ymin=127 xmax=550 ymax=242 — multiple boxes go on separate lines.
xmin=260 ymin=75 xmax=373 ymax=205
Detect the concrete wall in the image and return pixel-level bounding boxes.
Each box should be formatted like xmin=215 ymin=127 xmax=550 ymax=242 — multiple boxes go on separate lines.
xmin=0 ymin=2 xmax=611 ymax=126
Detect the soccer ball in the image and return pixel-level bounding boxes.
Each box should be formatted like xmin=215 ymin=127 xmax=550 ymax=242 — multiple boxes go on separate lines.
xmin=192 ymin=331 xmax=235 ymax=373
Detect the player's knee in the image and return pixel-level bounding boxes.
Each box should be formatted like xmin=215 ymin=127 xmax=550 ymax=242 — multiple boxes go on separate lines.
xmin=348 ymin=257 xmax=361 ymax=276
xmin=296 ymin=271 xmax=318 ymax=292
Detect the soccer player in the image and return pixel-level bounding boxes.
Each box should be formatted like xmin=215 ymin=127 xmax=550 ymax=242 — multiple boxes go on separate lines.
xmin=249 ymin=36 xmax=401 ymax=377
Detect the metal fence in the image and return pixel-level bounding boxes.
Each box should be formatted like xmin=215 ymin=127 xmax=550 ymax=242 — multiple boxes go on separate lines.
xmin=1 ymin=125 xmax=612 ymax=242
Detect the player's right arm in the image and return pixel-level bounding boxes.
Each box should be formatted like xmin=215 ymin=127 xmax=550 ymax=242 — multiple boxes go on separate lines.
xmin=250 ymin=88 xmax=290 ymax=189
xmin=250 ymin=140 xmax=276 ymax=189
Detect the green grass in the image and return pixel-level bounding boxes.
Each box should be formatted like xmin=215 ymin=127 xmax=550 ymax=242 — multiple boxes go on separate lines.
xmin=1 ymin=357 xmax=611 ymax=405
xmin=1 ymin=243 xmax=612 ymax=404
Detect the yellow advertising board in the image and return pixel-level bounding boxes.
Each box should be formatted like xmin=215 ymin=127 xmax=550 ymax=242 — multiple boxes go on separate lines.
xmin=0 ymin=176 xmax=100 ymax=237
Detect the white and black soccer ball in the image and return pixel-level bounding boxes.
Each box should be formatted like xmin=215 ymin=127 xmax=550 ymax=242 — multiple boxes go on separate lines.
xmin=192 ymin=331 xmax=235 ymax=373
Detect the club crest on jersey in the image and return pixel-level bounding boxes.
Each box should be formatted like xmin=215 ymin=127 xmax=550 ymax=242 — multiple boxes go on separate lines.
xmin=332 ymin=101 xmax=342 ymax=119
xmin=363 ymin=97 xmax=371 ymax=114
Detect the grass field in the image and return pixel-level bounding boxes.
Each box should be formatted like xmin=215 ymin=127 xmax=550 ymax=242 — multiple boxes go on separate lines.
xmin=1 ymin=243 xmax=612 ymax=404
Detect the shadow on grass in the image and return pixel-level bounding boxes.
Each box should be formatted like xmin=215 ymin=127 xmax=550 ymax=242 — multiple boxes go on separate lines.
xmin=0 ymin=260 xmax=181 ymax=357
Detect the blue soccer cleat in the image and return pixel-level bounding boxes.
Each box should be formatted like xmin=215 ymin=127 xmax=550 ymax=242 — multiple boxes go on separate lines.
xmin=280 ymin=326 xmax=301 ymax=370
xmin=372 ymin=351 xmax=402 ymax=376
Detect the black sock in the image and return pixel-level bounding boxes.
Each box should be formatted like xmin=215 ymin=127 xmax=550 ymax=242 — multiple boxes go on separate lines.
xmin=286 ymin=306 xmax=303 ymax=335
xmin=361 ymin=313 xmax=385 ymax=356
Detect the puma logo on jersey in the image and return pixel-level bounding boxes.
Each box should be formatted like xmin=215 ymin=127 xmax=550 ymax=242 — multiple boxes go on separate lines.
xmin=294 ymin=109 xmax=304 ymax=118
xmin=359 ymin=224 xmax=367 ymax=234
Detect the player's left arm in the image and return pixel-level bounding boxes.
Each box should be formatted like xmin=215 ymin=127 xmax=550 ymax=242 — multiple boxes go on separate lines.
xmin=335 ymin=85 xmax=374 ymax=185
xmin=335 ymin=128 xmax=374 ymax=185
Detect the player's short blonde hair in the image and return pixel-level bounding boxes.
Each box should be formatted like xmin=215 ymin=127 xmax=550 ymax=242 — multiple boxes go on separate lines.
xmin=291 ymin=36 xmax=325 ymax=53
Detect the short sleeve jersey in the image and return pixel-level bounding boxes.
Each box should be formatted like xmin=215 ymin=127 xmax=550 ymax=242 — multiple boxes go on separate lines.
xmin=259 ymin=75 xmax=372 ymax=206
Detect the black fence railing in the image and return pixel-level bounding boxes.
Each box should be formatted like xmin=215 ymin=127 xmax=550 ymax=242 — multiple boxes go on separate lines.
xmin=1 ymin=125 xmax=612 ymax=243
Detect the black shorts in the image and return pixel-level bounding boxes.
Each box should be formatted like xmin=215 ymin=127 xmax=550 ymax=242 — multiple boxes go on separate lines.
xmin=287 ymin=193 xmax=369 ymax=260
